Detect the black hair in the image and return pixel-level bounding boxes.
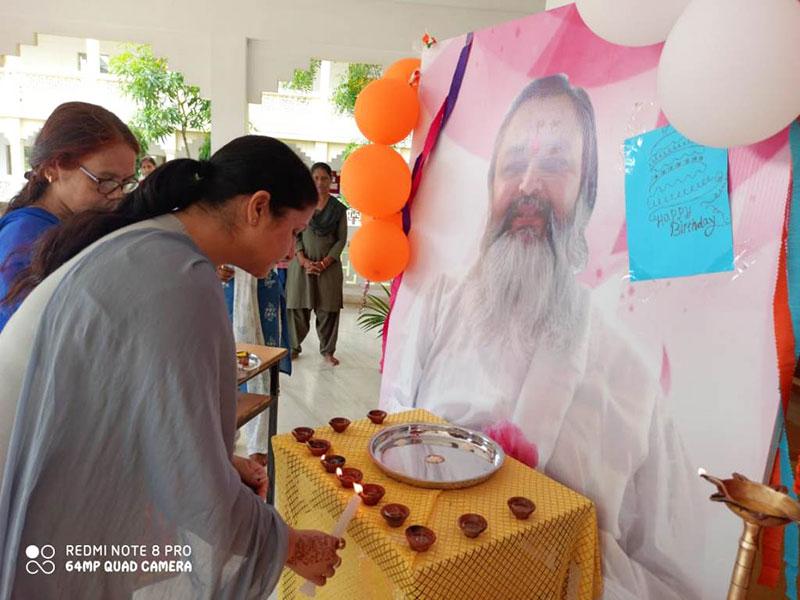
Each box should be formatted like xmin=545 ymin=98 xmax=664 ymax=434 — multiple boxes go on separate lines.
xmin=310 ymin=162 xmax=333 ymax=177
xmin=5 ymin=135 xmax=315 ymax=306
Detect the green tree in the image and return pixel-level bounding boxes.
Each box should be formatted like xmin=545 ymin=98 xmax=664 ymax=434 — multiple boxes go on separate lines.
xmin=110 ymin=44 xmax=210 ymax=159
xmin=331 ymin=63 xmax=382 ymax=114
xmin=285 ymin=59 xmax=321 ymax=93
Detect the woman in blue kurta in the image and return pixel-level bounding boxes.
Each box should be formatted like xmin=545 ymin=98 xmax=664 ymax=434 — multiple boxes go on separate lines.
xmin=223 ymin=269 xmax=293 ymax=465
xmin=0 ymin=101 xmax=139 ymax=331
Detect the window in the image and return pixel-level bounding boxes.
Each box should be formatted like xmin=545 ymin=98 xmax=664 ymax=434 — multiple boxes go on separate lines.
xmin=78 ymin=52 xmax=110 ymax=73
xmin=23 ymin=146 xmax=32 ymax=171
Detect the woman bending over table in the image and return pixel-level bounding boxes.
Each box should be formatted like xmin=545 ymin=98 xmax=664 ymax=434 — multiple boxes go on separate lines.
xmin=0 ymin=136 xmax=342 ymax=598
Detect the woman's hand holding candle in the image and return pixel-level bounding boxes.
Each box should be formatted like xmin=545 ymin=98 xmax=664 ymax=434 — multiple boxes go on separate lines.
xmin=286 ymin=528 xmax=344 ymax=587
xmin=299 ymin=478 xmax=362 ymax=596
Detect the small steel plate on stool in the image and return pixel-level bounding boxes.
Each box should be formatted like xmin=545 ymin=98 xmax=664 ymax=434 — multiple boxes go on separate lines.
xmin=237 ymin=353 xmax=261 ymax=374
xmin=369 ymin=423 xmax=505 ymax=489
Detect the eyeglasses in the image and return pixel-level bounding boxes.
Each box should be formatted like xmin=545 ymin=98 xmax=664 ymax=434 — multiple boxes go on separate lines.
xmin=79 ymin=165 xmax=139 ymax=196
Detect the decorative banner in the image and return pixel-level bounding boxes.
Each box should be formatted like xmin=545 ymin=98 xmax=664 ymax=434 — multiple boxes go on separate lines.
xmin=624 ymin=125 xmax=734 ymax=281
xmin=380 ymin=6 xmax=793 ymax=599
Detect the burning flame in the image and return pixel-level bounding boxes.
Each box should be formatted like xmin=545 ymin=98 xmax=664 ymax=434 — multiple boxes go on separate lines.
xmin=353 ymin=482 xmax=364 ymax=494
xmin=320 ymin=454 xmax=326 ymax=462
xmin=336 ymin=467 xmax=343 ymax=477
xmin=698 ymin=467 xmax=707 ymax=477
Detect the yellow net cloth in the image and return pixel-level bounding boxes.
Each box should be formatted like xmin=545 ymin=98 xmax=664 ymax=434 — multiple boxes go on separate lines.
xmin=275 ymin=409 xmax=602 ymax=600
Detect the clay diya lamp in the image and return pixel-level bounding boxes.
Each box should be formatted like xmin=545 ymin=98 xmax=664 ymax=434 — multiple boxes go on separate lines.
xmin=336 ymin=467 xmax=363 ymax=488
xmin=321 ymin=454 xmax=346 ymax=473
xmin=307 ymin=438 xmax=331 ymax=457
xmin=367 ymin=410 xmax=387 ymax=425
xmin=359 ymin=483 xmax=386 ymax=506
xmin=508 ymin=496 xmax=536 ymax=520
xmin=458 ymin=513 xmax=488 ymax=538
xmin=405 ymin=525 xmax=437 ymax=552
xmin=329 ymin=417 xmax=351 ymax=433
xmin=292 ymin=427 xmax=314 ymax=443
xmin=381 ymin=503 xmax=410 ymax=528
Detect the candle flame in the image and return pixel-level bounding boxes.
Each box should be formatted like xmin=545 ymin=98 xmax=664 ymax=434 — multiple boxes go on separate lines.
xmin=336 ymin=467 xmax=343 ymax=477
xmin=353 ymin=482 xmax=364 ymax=494
xmin=698 ymin=467 xmax=707 ymax=477
xmin=321 ymin=454 xmax=326 ymax=462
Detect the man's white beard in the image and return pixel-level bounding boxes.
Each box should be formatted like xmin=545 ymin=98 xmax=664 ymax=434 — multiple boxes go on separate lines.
xmin=464 ymin=223 xmax=580 ymax=353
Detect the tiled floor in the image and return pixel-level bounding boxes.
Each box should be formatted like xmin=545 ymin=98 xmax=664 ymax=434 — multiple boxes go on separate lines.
xmin=235 ymin=305 xmax=382 ymax=599
xmin=235 ymin=304 xmax=383 ymax=455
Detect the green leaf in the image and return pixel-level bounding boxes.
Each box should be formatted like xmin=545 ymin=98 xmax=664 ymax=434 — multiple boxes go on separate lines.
xmin=110 ymin=43 xmax=211 ymax=159
xmin=285 ymin=58 xmax=321 ymax=93
xmin=331 ymin=63 xmax=381 ymax=114
xmin=357 ymin=283 xmax=392 ymax=338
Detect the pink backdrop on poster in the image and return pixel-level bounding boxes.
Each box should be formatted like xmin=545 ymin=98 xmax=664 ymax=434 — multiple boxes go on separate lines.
xmin=381 ymin=5 xmax=791 ymax=598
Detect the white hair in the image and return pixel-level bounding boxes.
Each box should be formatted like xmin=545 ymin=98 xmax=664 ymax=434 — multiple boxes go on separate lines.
xmin=461 ymin=201 xmax=586 ymax=354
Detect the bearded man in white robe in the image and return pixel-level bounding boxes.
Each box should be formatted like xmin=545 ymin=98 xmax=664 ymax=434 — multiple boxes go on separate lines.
xmin=380 ymin=74 xmax=705 ymax=600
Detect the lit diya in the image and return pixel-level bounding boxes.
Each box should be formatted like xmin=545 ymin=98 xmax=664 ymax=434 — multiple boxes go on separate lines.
xmin=336 ymin=467 xmax=363 ymax=489
xmin=321 ymin=454 xmax=346 ymax=473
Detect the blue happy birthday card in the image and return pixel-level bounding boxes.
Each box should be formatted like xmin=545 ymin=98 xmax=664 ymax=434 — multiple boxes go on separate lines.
xmin=624 ymin=125 xmax=734 ymax=281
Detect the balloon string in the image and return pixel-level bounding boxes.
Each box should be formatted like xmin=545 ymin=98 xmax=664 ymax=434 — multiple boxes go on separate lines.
xmin=380 ymin=31 xmax=475 ymax=370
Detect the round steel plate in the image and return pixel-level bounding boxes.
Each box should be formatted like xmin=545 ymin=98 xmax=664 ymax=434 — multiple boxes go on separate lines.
xmin=369 ymin=423 xmax=505 ymax=489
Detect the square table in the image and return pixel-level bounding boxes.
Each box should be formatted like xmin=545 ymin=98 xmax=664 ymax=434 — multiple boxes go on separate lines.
xmin=274 ymin=409 xmax=602 ymax=599
xmin=235 ymin=343 xmax=287 ymax=504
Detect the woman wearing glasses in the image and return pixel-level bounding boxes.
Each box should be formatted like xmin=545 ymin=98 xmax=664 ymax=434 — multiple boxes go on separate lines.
xmin=0 ymin=101 xmax=139 ymax=331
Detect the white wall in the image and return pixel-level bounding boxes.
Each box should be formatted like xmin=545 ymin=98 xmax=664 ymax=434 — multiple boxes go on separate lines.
xmin=0 ymin=0 xmax=546 ymax=148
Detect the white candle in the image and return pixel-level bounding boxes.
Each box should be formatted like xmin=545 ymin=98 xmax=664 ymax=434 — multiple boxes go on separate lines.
xmin=300 ymin=478 xmax=363 ymax=597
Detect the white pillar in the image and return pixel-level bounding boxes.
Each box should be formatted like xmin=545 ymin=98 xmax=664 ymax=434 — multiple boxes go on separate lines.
xmin=319 ymin=59 xmax=332 ymax=100
xmin=84 ymin=38 xmax=101 ymax=76
xmin=7 ymin=119 xmax=23 ymax=177
xmin=210 ymin=35 xmax=248 ymax=153
xmin=313 ymin=141 xmax=328 ymax=163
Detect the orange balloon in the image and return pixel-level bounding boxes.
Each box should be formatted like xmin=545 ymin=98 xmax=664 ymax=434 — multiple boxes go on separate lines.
xmin=340 ymin=145 xmax=410 ymax=218
xmin=363 ymin=211 xmax=403 ymax=229
xmin=383 ymin=58 xmax=421 ymax=84
xmin=354 ymin=78 xmax=420 ymax=145
xmin=349 ymin=220 xmax=410 ymax=282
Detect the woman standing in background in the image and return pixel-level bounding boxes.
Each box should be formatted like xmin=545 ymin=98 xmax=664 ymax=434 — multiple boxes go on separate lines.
xmin=286 ymin=162 xmax=348 ymax=366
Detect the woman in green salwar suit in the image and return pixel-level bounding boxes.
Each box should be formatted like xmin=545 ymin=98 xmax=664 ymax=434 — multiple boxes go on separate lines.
xmin=286 ymin=162 xmax=348 ymax=366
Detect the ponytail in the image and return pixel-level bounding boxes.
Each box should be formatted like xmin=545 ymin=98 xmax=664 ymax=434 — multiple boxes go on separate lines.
xmin=3 ymin=136 xmax=316 ymax=306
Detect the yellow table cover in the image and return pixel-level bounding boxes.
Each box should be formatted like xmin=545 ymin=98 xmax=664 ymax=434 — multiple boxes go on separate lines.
xmin=275 ymin=409 xmax=602 ymax=600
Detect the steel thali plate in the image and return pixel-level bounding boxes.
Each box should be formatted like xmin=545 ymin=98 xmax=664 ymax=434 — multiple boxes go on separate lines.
xmin=369 ymin=423 xmax=505 ymax=489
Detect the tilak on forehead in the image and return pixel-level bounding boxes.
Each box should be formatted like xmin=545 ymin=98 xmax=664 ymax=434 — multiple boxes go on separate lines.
xmin=528 ymin=119 xmax=565 ymax=154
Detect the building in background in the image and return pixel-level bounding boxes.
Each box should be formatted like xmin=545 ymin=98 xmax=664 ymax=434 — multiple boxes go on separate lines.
xmin=0 ymin=34 xmax=411 ymax=289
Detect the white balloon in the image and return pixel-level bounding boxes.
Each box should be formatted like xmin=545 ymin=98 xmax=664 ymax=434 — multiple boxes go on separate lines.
xmin=575 ymin=0 xmax=690 ymax=46
xmin=658 ymin=0 xmax=800 ymax=148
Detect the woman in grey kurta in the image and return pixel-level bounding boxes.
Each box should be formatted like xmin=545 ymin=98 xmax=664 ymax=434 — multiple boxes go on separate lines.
xmin=286 ymin=162 xmax=348 ymax=366
xmin=0 ymin=136 xmax=343 ymax=599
